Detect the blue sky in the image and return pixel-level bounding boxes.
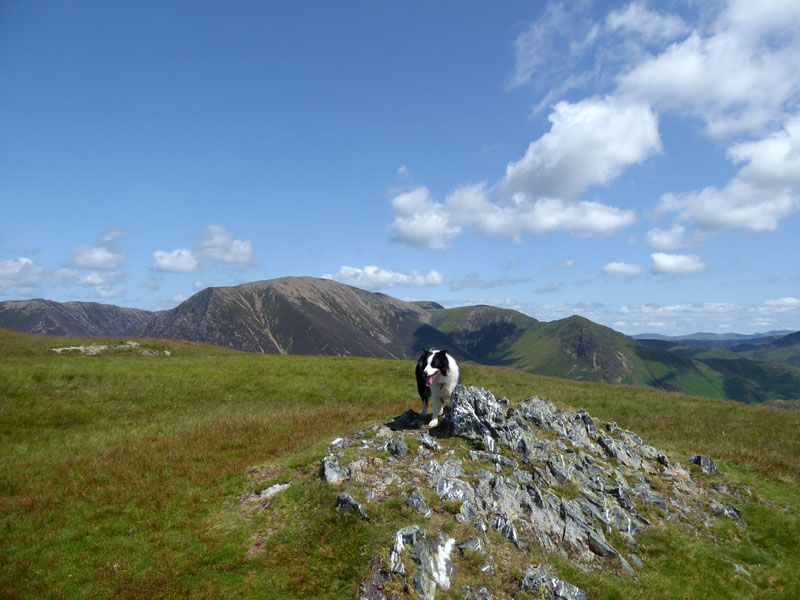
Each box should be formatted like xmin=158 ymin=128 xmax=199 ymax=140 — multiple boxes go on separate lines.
xmin=1 ymin=0 xmax=799 ymax=336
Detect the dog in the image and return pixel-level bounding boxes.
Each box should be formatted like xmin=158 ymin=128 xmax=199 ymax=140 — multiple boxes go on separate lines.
xmin=415 ymin=349 xmax=460 ymax=428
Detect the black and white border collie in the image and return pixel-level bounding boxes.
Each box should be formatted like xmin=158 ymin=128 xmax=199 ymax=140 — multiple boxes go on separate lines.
xmin=415 ymin=349 xmax=460 ymax=428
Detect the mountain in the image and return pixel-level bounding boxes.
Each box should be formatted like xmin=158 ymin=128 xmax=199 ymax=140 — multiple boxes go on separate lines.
xmin=632 ymin=330 xmax=793 ymax=351
xmin=633 ymin=330 xmax=793 ymax=341
xmin=738 ymin=330 xmax=800 ymax=368
xmin=2 ymin=277 xmax=799 ymax=403
xmin=0 ymin=298 xmax=155 ymax=337
xmin=425 ymin=305 xmax=800 ymax=403
xmin=141 ymin=277 xmax=469 ymax=360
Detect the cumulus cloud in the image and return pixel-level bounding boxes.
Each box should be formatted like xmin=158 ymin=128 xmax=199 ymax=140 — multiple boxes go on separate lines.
xmin=603 ymin=262 xmax=646 ymax=278
xmin=0 ymin=257 xmax=47 ymax=291
xmin=152 ymin=249 xmax=199 ymax=273
xmin=650 ymin=252 xmax=707 ymax=276
xmin=90 ymin=285 xmax=125 ymax=299
xmin=645 ymin=225 xmax=687 ymax=251
xmin=70 ymin=245 xmax=124 ymax=271
xmin=322 ymin=265 xmax=444 ymax=291
xmin=617 ymin=1 xmax=800 ymax=137
xmin=501 ymin=96 xmax=661 ymax=201
xmin=198 ymin=225 xmax=253 ymax=264
xmin=0 ymin=257 xmax=76 ymax=294
xmin=389 ymin=186 xmax=467 ymax=250
xmin=75 ymin=271 xmax=125 ymax=287
xmin=657 ymin=116 xmax=800 ymax=232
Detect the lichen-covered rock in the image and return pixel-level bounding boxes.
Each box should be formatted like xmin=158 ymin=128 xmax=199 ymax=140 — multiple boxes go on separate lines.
xmin=690 ymin=454 xmax=720 ymax=474
xmin=321 ymin=455 xmax=349 ymax=485
xmin=520 ymin=564 xmax=588 ymax=600
xmin=390 ymin=527 xmax=455 ymax=600
xmin=407 ymin=488 xmax=433 ymax=518
xmin=387 ymin=438 xmax=409 ymax=458
xmin=336 ymin=491 xmax=369 ymax=520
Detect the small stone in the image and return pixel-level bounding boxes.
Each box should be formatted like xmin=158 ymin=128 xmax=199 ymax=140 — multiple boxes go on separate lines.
xmin=336 ymin=491 xmax=369 ymax=520
xmin=407 ymin=489 xmax=433 ymax=518
xmin=321 ymin=455 xmax=349 ymax=485
xmin=387 ymin=438 xmax=409 ymax=458
xmin=257 ymin=482 xmax=289 ymax=501
xmin=457 ymin=536 xmax=486 ymax=555
xmin=520 ymin=564 xmax=588 ymax=600
xmin=419 ymin=433 xmax=441 ymax=451
xmin=690 ymin=455 xmax=719 ymax=474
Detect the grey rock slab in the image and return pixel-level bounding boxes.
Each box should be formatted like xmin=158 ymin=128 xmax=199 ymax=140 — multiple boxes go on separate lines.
xmin=321 ymin=455 xmax=349 ymax=485
xmin=336 ymin=491 xmax=369 ymax=520
xmin=520 ymin=564 xmax=588 ymax=600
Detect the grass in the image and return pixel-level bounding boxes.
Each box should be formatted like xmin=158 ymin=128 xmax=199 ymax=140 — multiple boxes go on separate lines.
xmin=1 ymin=329 xmax=799 ymax=599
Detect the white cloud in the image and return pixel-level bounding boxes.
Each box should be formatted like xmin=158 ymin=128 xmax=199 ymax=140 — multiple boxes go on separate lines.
xmin=75 ymin=271 xmax=124 ymax=287
xmin=322 ymin=265 xmax=443 ymax=291
xmin=198 ymin=225 xmax=253 ymax=264
xmin=479 ymin=198 xmax=636 ymax=240
xmin=0 ymin=257 xmax=76 ymax=293
xmin=70 ymin=245 xmax=124 ymax=270
xmin=549 ymin=259 xmax=576 ymax=271
xmin=509 ymin=3 xmax=572 ymax=90
xmin=606 ymin=2 xmax=689 ymax=43
xmin=90 ymin=285 xmax=125 ymax=299
xmin=603 ymin=262 xmax=646 ymax=278
xmin=152 ymin=249 xmax=199 ymax=273
xmin=645 ymin=224 xmax=691 ymax=250
xmin=389 ymin=186 xmax=465 ymax=250
xmin=501 ymin=97 xmax=661 ymax=201
xmin=650 ymin=252 xmax=707 ymax=276
xmin=99 ymin=228 xmax=130 ymax=243
xmin=0 ymin=257 xmax=47 ymax=290
xmin=617 ymin=3 xmax=800 ymax=137
xmin=656 ymin=116 xmax=800 ymax=233
xmin=762 ymin=297 xmax=800 ymax=309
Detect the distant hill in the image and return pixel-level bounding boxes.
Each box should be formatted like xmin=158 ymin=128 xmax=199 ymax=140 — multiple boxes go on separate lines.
xmin=0 ymin=298 xmax=155 ymax=337
xmin=2 ymin=277 xmax=799 ymax=403
xmin=738 ymin=330 xmax=800 ymax=368
xmin=140 ymin=277 xmax=469 ymax=360
xmin=633 ymin=330 xmax=793 ymax=341
xmin=425 ymin=305 xmax=800 ymax=402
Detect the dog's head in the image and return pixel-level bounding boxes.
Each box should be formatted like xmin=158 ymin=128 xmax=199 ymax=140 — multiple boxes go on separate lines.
xmin=420 ymin=349 xmax=450 ymax=387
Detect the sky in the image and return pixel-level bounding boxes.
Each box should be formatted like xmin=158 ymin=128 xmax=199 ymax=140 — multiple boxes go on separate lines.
xmin=1 ymin=0 xmax=799 ymax=336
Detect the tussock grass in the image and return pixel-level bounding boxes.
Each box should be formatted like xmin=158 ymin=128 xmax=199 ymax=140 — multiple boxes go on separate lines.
xmin=1 ymin=329 xmax=799 ymax=599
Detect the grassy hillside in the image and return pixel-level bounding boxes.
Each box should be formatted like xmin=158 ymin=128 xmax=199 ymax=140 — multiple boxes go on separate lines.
xmin=740 ymin=331 xmax=800 ymax=368
xmin=429 ymin=305 xmax=800 ymax=403
xmin=1 ymin=329 xmax=799 ymax=599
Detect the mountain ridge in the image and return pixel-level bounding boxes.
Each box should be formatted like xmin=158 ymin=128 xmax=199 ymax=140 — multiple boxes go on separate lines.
xmin=1 ymin=276 xmax=799 ymax=403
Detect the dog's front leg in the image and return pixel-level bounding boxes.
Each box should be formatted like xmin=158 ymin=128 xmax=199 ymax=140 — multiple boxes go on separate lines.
xmin=420 ymin=398 xmax=429 ymax=417
xmin=429 ymin=392 xmax=441 ymax=428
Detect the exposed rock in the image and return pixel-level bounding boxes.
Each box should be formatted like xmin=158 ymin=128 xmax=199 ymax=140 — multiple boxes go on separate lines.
xmin=390 ymin=526 xmax=455 ymax=600
xmin=321 ymin=455 xmax=349 ymax=485
xmin=313 ymin=383 xmax=749 ymax=598
xmin=520 ymin=564 xmax=588 ymax=600
xmin=690 ymin=454 xmax=720 ymax=474
xmin=407 ymin=489 xmax=433 ymax=518
xmin=336 ymin=491 xmax=369 ymax=520
xmin=387 ymin=438 xmax=409 ymax=458
xmin=247 ymin=482 xmax=290 ymax=503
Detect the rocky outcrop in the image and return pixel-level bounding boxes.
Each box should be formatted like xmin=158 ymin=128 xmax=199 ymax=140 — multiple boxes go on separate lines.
xmin=317 ymin=385 xmax=748 ymax=599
